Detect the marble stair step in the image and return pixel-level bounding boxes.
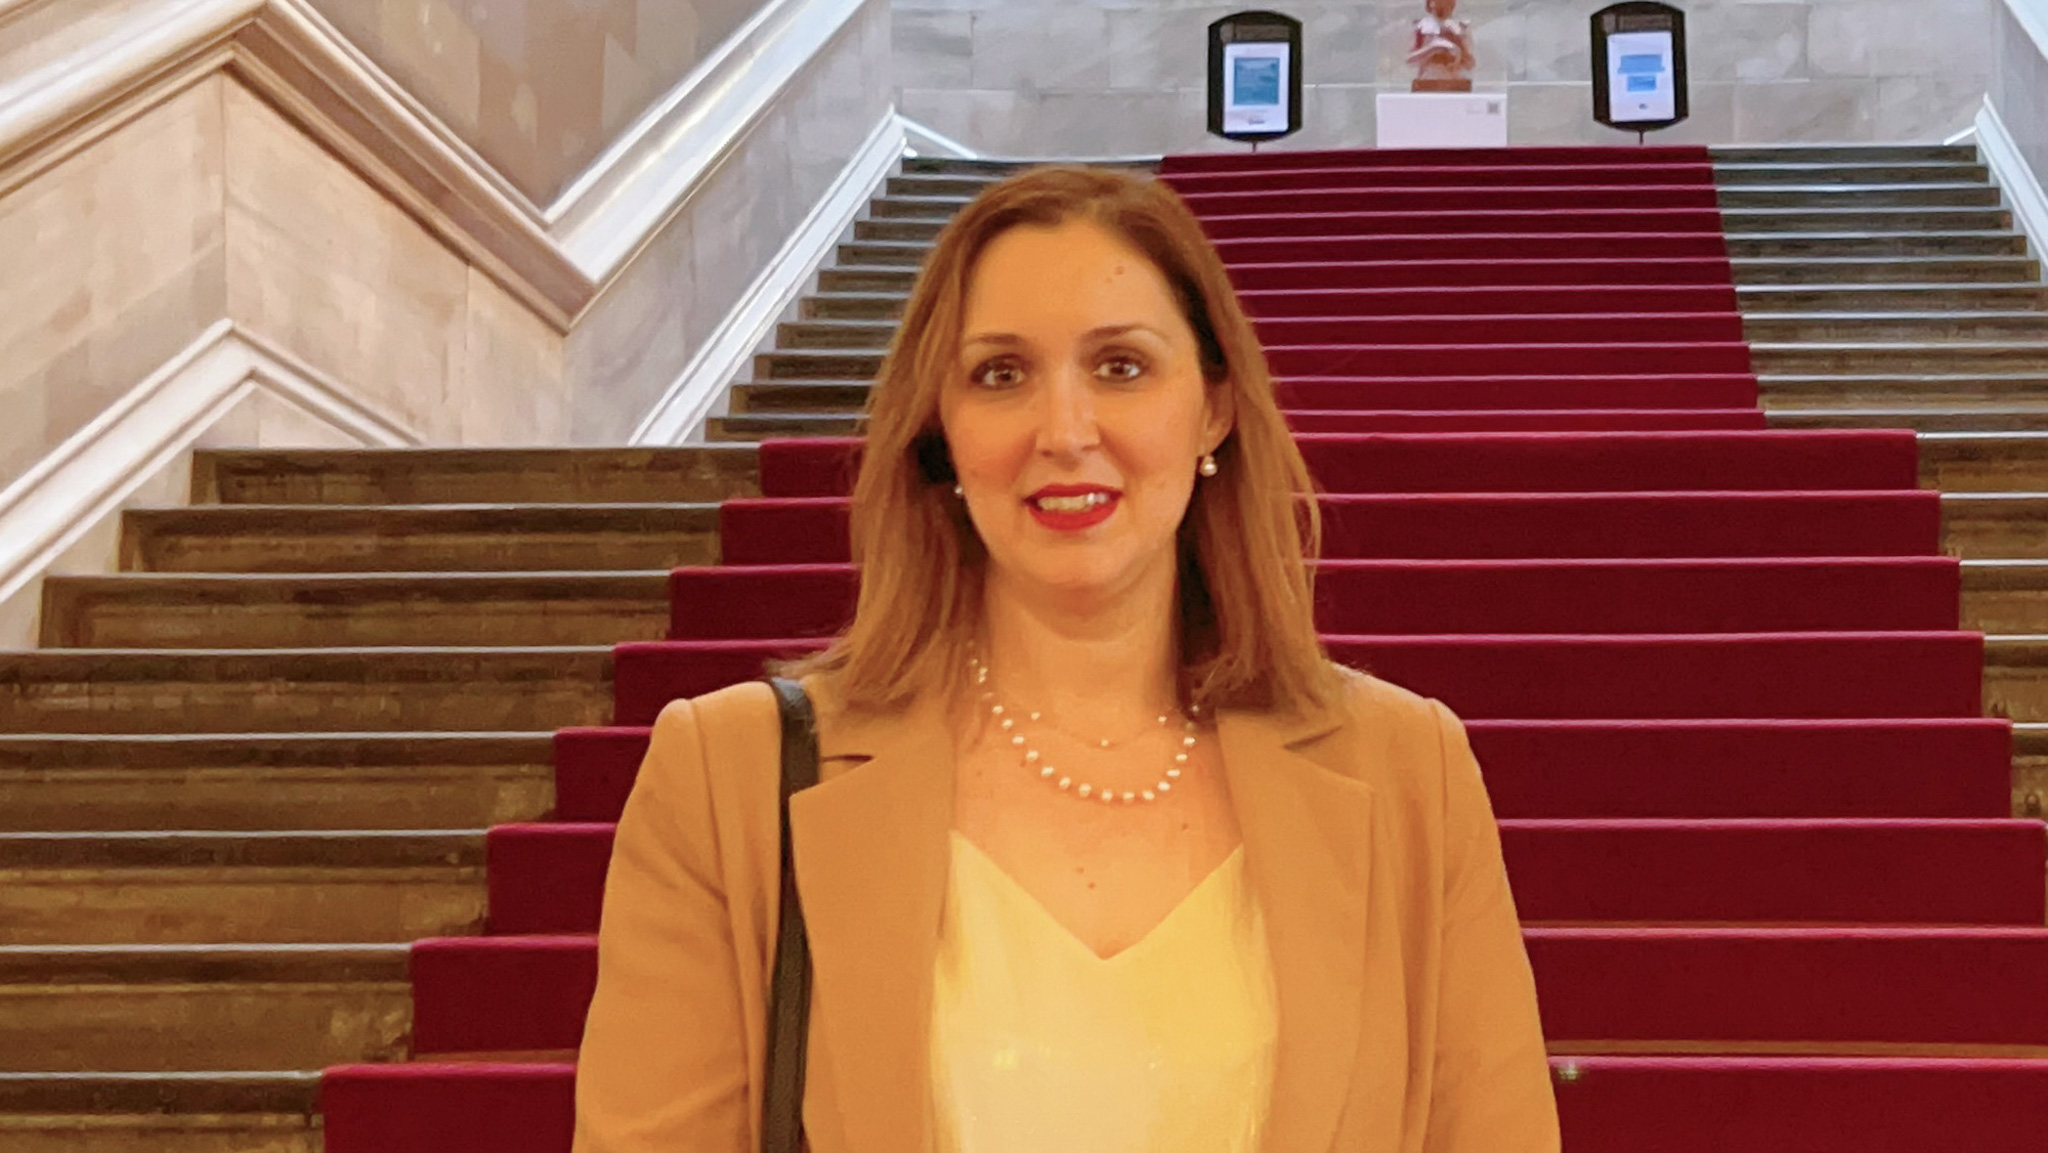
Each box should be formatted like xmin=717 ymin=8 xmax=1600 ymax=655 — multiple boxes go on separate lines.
xmin=861 ymin=203 xmax=2013 ymax=236
xmin=1943 ymin=494 xmax=2048 ymax=558
xmin=0 ymin=944 xmax=410 ymax=1071
xmin=1718 ymin=184 xmax=2004 ymax=210
xmin=1711 ymin=145 xmax=1981 ymax=165
xmin=1918 ymin=433 xmax=2048 ymax=492
xmin=41 ymin=572 xmax=670 ymax=649
xmin=1987 ymin=636 xmax=2048 ymax=724
xmin=0 ymin=1072 xmax=320 ymax=1153
xmin=2019 ymin=725 xmax=2048 ymax=819
xmin=1751 ymin=341 xmax=2048 ymax=376
xmin=1744 ymin=313 xmax=2048 ymax=342
xmin=1767 ymin=408 xmax=2048 ymax=433
xmin=728 ymin=379 xmax=872 ymax=412
xmin=0 ymin=831 xmax=485 ymax=945
xmin=1738 ymin=284 xmax=2048 ymax=312
xmin=123 ymin=504 xmax=719 ymax=573
xmin=195 ymin=447 xmax=758 ymax=506
xmin=0 ymin=648 xmax=613 ymax=735
xmin=1963 ymin=562 xmax=2048 ymax=634
xmin=0 ymin=733 xmax=552 ymax=832
xmin=1733 ymin=255 xmax=2039 ymax=285
xmin=706 ymin=413 xmax=859 ymax=441
xmin=1761 ymin=373 xmax=2048 ymax=408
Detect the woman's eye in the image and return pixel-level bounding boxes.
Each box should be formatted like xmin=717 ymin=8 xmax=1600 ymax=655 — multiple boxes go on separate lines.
xmin=970 ymin=359 xmax=1024 ymax=388
xmin=1098 ymin=355 xmax=1146 ymax=382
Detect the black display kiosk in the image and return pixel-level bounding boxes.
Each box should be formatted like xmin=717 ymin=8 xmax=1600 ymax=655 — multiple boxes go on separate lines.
xmin=1207 ymin=11 xmax=1303 ymax=147
xmin=1591 ymin=2 xmax=1690 ymax=139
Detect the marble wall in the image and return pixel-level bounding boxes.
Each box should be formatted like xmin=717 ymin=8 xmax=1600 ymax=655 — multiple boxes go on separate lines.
xmin=894 ymin=0 xmax=1997 ymax=155
xmin=1993 ymin=0 xmax=2048 ymax=188
xmin=307 ymin=0 xmax=776 ymax=204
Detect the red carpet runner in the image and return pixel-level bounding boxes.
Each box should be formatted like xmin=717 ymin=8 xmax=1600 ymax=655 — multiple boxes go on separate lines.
xmin=321 ymin=146 xmax=2048 ymax=1150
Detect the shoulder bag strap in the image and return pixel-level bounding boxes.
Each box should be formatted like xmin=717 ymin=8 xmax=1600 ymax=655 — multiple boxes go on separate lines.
xmin=762 ymin=677 xmax=818 ymax=1153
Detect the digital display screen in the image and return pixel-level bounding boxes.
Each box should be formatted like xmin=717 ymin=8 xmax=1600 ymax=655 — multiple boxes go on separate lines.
xmin=1221 ymin=41 xmax=1291 ymax=133
xmin=1606 ymin=30 xmax=1676 ymax=122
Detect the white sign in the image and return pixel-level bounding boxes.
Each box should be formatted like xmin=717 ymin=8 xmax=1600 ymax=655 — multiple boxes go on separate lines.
xmin=1606 ymin=29 xmax=1676 ymax=123
xmin=1221 ymin=41 xmax=1290 ymax=134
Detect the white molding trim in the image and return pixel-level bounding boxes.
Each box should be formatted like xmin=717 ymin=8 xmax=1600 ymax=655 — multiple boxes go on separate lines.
xmin=632 ymin=108 xmax=905 ymax=447
xmin=2007 ymin=0 xmax=2048 ymax=64
xmin=549 ymin=0 xmax=870 ymax=281
xmin=900 ymin=115 xmax=981 ymax=160
xmin=0 ymin=0 xmax=880 ymax=329
xmin=1975 ymin=96 xmax=2048 ymax=284
xmin=0 ymin=322 xmax=416 ymax=612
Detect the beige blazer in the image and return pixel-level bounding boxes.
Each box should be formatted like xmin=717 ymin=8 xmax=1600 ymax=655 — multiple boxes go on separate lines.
xmin=572 ymin=666 xmax=1561 ymax=1153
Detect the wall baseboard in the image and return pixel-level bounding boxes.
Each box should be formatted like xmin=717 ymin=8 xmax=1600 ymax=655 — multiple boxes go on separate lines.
xmin=1975 ymin=96 xmax=2048 ymax=283
xmin=631 ymin=107 xmax=905 ymax=446
xmin=0 ymin=322 xmax=415 ymax=644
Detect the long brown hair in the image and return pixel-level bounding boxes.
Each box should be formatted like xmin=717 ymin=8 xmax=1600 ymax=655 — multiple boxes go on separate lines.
xmin=779 ymin=165 xmax=1341 ymax=717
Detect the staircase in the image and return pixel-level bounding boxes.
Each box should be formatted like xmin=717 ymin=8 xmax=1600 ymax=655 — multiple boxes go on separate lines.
xmin=2 ymin=144 xmax=2047 ymax=1150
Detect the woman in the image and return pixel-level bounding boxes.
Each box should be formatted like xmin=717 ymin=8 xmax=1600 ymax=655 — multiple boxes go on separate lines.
xmin=574 ymin=166 xmax=1559 ymax=1152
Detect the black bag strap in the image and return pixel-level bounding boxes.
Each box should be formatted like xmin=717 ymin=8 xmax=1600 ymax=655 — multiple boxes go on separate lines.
xmin=762 ymin=677 xmax=818 ymax=1153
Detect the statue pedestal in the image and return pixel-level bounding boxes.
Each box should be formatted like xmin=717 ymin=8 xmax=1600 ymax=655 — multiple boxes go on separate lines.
xmin=1376 ymin=91 xmax=1508 ymax=149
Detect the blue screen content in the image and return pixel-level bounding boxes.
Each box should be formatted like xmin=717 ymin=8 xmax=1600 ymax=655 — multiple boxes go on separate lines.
xmin=1234 ymin=57 xmax=1281 ymax=106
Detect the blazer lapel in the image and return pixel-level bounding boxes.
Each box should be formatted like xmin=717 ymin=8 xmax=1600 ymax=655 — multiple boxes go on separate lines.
xmin=1220 ymin=704 xmax=1374 ymax=1153
xmin=786 ymin=687 xmax=954 ymax=1153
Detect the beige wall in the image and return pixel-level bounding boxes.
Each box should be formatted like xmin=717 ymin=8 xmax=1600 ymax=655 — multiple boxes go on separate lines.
xmin=895 ymin=0 xmax=1996 ymax=155
xmin=307 ymin=0 xmax=776 ymax=204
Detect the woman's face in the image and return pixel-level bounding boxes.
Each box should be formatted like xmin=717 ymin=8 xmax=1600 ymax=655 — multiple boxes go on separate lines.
xmin=940 ymin=219 xmax=1232 ymax=609
xmin=1426 ymin=0 xmax=1454 ymax=17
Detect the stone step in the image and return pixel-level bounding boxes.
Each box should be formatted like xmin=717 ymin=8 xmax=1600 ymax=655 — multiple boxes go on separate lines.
xmin=124 ymin=504 xmax=720 ymax=573
xmin=729 ymin=379 xmax=871 ymax=413
xmin=817 ymin=265 xmax=917 ymax=294
xmin=1919 ymin=433 xmax=2048 ymax=492
xmin=1745 ymin=313 xmax=2048 ymax=342
xmin=833 ymin=239 xmax=929 ymax=267
xmin=1722 ymin=206 xmax=2012 ymax=234
xmin=758 ymin=349 xmax=883 ymax=381
xmin=0 ymin=648 xmax=613 ymax=735
xmin=777 ymin=318 xmax=898 ymax=350
xmin=1768 ymin=407 xmax=2048 ymax=433
xmin=0 ymin=944 xmax=409 ymax=1071
xmin=1732 ymin=255 xmax=2040 ymax=285
xmin=1711 ymin=144 xmax=1981 ymax=165
xmin=1762 ymin=373 xmax=2048 ymax=407
xmin=1964 ymin=562 xmax=2048 ymax=634
xmin=1738 ymin=284 xmax=2048 ymax=313
xmin=1987 ymin=636 xmax=2048 ymax=723
xmin=195 ymin=447 xmax=759 ymax=506
xmin=43 ymin=572 xmax=670 ymax=649
xmin=0 ymin=733 xmax=552 ymax=832
xmin=1944 ymin=494 xmax=2048 ymax=558
xmin=0 ymin=1072 xmax=320 ymax=1153
xmin=1718 ymin=184 xmax=2004 ymax=210
xmin=706 ymin=414 xmax=859 ymax=441
xmin=0 ymin=831 xmax=484 ymax=945
xmin=1751 ymin=341 xmax=2048 ymax=376
xmin=2018 ymin=724 xmax=2048 ymax=818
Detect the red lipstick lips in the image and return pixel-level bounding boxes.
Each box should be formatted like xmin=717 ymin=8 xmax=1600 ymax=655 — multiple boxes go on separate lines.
xmin=1026 ymin=485 xmax=1120 ymax=533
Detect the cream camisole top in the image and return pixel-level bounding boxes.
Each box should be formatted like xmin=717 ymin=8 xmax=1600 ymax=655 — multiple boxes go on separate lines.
xmin=929 ymin=830 xmax=1280 ymax=1153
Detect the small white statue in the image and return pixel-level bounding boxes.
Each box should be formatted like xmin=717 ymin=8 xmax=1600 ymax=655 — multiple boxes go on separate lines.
xmin=1409 ymin=0 xmax=1477 ymax=92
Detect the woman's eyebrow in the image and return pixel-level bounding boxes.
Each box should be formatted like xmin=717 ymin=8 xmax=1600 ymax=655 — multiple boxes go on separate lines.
xmin=962 ymin=324 xmax=1160 ymax=346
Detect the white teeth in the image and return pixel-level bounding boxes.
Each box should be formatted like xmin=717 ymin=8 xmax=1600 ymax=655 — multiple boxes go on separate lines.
xmin=1034 ymin=492 xmax=1113 ymax=513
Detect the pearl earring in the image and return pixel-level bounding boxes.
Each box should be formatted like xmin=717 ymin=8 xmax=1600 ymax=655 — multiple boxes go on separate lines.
xmin=1199 ymin=453 xmax=1218 ymax=478
xmin=953 ymin=483 xmax=965 ymax=497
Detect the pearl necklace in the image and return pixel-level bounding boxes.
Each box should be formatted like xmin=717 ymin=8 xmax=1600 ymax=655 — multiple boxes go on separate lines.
xmin=970 ymin=656 xmax=1200 ymax=805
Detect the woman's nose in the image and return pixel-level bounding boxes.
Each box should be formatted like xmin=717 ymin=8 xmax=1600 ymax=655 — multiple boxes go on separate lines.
xmin=1035 ymin=366 xmax=1099 ymax=457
